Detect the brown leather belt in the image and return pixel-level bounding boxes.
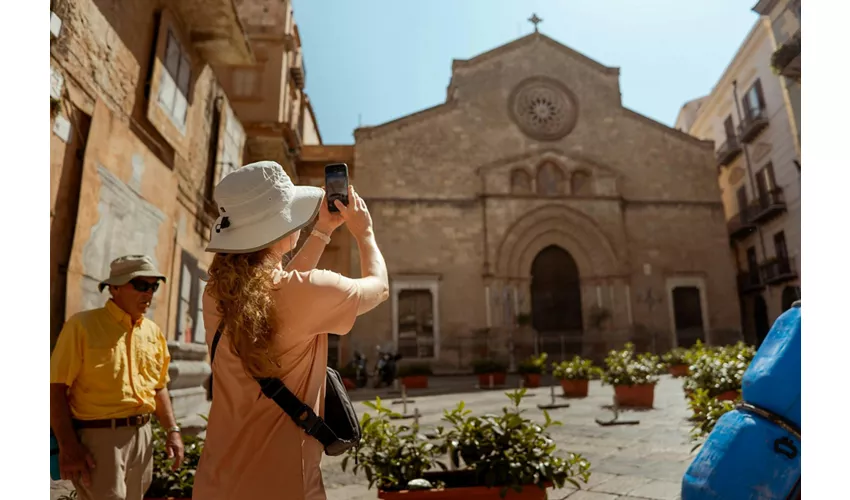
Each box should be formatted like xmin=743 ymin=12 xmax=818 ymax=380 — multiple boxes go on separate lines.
xmin=73 ymin=414 xmax=152 ymax=429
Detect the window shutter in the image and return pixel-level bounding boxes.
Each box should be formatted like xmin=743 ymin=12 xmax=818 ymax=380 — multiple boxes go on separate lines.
xmin=754 ymin=79 xmax=766 ymax=113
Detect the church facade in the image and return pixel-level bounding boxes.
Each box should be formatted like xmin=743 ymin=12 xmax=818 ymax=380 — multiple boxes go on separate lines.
xmin=348 ymin=33 xmax=742 ymax=371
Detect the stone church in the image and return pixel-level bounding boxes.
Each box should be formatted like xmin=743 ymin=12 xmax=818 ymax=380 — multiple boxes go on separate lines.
xmin=346 ymin=32 xmax=742 ymax=370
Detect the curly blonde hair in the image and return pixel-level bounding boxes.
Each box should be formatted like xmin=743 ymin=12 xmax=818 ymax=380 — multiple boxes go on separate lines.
xmin=207 ymin=250 xmax=281 ymax=378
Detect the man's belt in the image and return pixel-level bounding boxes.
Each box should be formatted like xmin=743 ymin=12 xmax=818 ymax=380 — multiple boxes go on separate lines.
xmin=73 ymin=414 xmax=152 ymax=429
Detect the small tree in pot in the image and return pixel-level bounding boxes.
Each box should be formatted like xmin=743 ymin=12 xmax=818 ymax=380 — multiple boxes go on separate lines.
xmin=472 ymin=359 xmax=509 ymax=387
xmin=551 ymin=356 xmax=601 ymax=398
xmin=517 ymin=353 xmax=548 ymax=388
xmin=344 ymin=390 xmax=592 ymax=499
xmin=663 ymin=347 xmax=690 ymax=377
xmin=398 ymin=363 xmax=434 ymax=389
xmin=145 ymin=420 xmax=205 ymax=500
xmin=601 ymin=343 xmax=662 ymax=408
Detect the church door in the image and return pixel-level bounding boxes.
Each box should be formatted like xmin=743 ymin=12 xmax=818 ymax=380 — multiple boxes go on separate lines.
xmin=672 ymin=286 xmax=706 ymax=348
xmin=531 ymin=245 xmax=583 ymax=360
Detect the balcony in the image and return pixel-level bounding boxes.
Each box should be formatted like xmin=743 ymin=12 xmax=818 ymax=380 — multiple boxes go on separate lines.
xmin=737 ymin=270 xmax=764 ymax=294
xmin=760 ymin=256 xmax=797 ymax=285
xmin=749 ymin=189 xmax=786 ymax=224
xmin=290 ymin=50 xmax=305 ymax=89
xmin=716 ymin=137 xmax=742 ymax=168
xmin=172 ymin=0 xmax=254 ymax=65
xmin=726 ymin=209 xmax=756 ymax=240
xmin=771 ymin=30 xmax=801 ymax=81
xmin=738 ymin=108 xmax=769 ymax=143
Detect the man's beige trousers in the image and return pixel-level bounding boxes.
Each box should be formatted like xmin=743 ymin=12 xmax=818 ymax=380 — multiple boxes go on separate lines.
xmin=71 ymin=423 xmax=153 ymax=500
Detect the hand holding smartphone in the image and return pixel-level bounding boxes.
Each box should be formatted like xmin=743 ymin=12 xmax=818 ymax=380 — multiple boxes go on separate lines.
xmin=324 ymin=163 xmax=349 ymax=213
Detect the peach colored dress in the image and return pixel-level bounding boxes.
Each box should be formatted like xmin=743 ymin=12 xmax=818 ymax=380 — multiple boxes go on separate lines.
xmin=193 ymin=268 xmax=361 ymax=500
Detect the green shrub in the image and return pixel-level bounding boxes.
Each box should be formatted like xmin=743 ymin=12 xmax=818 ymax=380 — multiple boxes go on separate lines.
xmin=472 ymin=359 xmax=508 ymax=375
xmin=398 ymin=363 xmax=434 ymax=377
xmin=517 ymin=353 xmax=548 ymax=375
xmin=551 ymin=356 xmax=601 ymax=380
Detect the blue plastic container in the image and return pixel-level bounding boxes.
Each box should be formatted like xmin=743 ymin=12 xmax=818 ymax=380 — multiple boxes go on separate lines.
xmin=681 ymin=303 xmax=801 ymax=500
xmin=50 ymin=431 xmax=61 ymax=481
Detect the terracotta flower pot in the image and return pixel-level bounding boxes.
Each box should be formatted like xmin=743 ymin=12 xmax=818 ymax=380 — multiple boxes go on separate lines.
xmin=614 ymin=384 xmax=655 ymax=408
xmin=715 ymin=390 xmax=740 ymax=401
xmin=378 ymin=484 xmax=549 ymax=499
xmin=477 ymin=373 xmax=506 ymax=387
xmin=560 ymin=379 xmax=589 ymax=398
xmin=522 ymin=374 xmax=541 ymax=388
xmin=402 ymin=375 xmax=429 ymax=389
xmin=668 ymin=364 xmax=690 ymax=377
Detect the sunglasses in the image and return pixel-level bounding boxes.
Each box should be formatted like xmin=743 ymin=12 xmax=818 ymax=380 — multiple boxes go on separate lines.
xmin=128 ymin=280 xmax=161 ymax=293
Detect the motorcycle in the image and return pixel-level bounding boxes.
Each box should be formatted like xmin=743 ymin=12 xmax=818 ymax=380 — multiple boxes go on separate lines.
xmin=342 ymin=351 xmax=369 ymax=389
xmin=373 ymin=346 xmax=403 ymax=389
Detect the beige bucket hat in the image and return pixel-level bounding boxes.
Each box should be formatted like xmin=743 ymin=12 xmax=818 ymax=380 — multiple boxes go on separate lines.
xmin=206 ymin=160 xmax=324 ymax=254
xmin=98 ymin=255 xmax=167 ymax=292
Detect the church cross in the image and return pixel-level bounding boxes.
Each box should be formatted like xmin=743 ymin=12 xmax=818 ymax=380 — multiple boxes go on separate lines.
xmin=528 ymin=13 xmax=543 ymax=33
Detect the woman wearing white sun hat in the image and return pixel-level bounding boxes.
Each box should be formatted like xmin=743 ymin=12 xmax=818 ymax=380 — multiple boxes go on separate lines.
xmin=193 ymin=160 xmax=389 ymax=500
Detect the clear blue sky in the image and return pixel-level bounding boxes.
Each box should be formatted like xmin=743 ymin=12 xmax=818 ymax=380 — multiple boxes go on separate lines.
xmin=292 ymin=0 xmax=760 ymax=145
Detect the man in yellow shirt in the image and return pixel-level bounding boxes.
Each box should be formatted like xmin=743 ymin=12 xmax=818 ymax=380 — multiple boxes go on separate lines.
xmin=50 ymin=255 xmax=184 ymax=500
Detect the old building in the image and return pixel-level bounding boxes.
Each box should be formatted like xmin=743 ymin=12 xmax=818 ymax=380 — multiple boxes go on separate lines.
xmin=676 ymin=19 xmax=801 ymax=347
xmin=752 ymin=0 xmax=801 ymax=168
xmin=347 ymin=30 xmax=742 ymax=371
xmin=49 ymin=0 xmax=323 ymax=426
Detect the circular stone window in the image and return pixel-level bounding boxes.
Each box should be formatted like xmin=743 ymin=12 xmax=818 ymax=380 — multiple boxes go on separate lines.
xmin=508 ymin=77 xmax=579 ymax=141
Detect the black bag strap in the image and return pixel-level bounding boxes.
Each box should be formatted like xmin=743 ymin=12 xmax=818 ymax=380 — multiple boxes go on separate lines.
xmin=210 ymin=326 xmax=340 ymax=449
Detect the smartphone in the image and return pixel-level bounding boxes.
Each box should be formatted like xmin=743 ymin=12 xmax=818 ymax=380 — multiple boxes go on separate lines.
xmin=325 ymin=163 xmax=349 ymax=213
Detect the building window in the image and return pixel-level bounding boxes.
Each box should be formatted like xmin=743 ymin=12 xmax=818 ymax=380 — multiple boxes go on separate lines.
xmin=755 ymin=163 xmax=777 ymax=200
xmin=723 ymin=115 xmax=736 ymax=140
xmin=175 ymin=251 xmax=208 ymax=344
xmin=536 ymin=161 xmax=564 ymax=196
xmin=743 ymin=79 xmax=766 ymax=119
xmin=736 ymin=185 xmax=748 ymax=213
xmin=391 ymin=277 xmax=440 ymax=359
xmin=158 ymin=30 xmax=191 ymax=128
xmin=774 ymin=231 xmax=789 ymax=263
xmin=570 ymin=170 xmax=592 ymax=195
xmin=219 ymin=106 xmax=245 ymax=182
xmin=510 ymin=168 xmax=532 ymax=194
xmin=231 ymin=68 xmax=261 ymax=99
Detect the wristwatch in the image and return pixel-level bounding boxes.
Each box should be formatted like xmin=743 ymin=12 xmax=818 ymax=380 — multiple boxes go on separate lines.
xmin=167 ymin=425 xmax=181 ymax=434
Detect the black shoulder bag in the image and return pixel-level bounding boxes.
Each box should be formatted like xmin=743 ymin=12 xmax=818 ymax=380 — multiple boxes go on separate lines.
xmin=209 ymin=327 xmax=361 ymax=456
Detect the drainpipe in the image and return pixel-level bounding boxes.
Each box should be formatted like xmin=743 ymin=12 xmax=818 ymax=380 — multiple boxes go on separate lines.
xmin=732 ymin=80 xmax=771 ymax=302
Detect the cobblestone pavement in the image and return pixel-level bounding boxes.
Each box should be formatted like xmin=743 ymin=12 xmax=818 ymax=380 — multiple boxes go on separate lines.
xmin=323 ymin=375 xmax=692 ymax=500
xmin=51 ymin=376 xmax=694 ymax=500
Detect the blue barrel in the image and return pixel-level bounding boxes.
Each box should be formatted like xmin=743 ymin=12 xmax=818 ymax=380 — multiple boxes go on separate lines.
xmin=50 ymin=431 xmax=61 ymax=480
xmin=681 ymin=303 xmax=801 ymax=500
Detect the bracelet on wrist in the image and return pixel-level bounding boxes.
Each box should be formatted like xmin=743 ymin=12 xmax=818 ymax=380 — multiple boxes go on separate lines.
xmin=167 ymin=426 xmax=181 ymax=434
xmin=311 ymin=228 xmax=331 ymax=245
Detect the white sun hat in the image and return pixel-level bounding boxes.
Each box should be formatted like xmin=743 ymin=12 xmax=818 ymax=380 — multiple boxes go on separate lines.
xmin=206 ymin=161 xmax=324 ymax=254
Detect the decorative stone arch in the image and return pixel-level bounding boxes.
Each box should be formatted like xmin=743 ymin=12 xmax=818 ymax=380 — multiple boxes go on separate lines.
xmin=535 ymin=161 xmax=566 ymax=196
xmin=509 ymin=167 xmax=532 ymax=194
xmin=570 ymin=169 xmax=593 ymax=196
xmin=495 ymin=204 xmax=621 ymax=280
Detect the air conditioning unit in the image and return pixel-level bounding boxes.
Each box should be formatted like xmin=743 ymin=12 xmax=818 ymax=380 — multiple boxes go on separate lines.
xmin=50 ymin=11 xmax=62 ymax=39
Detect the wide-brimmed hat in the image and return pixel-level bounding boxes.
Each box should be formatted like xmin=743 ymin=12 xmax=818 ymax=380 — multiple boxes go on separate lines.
xmin=206 ymin=160 xmax=324 ymax=254
xmin=98 ymin=255 xmax=166 ymax=292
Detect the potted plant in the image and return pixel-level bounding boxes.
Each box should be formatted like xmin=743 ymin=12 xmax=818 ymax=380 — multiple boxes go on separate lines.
xmin=145 ymin=420 xmax=204 ymax=500
xmin=344 ymin=391 xmax=592 ymax=499
xmin=687 ymin=388 xmax=737 ymax=452
xmin=472 ymin=359 xmax=508 ymax=387
xmin=683 ymin=342 xmax=753 ymax=401
xmin=601 ymin=343 xmax=661 ymax=408
xmin=398 ymin=363 xmax=434 ymax=389
xmin=517 ymin=353 xmax=548 ymax=388
xmin=551 ymin=356 xmax=601 ymax=398
xmin=663 ymin=347 xmax=690 ymax=377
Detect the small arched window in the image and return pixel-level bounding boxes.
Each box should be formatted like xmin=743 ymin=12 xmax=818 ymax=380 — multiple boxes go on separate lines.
xmin=510 ymin=169 xmax=532 ymax=193
xmin=571 ymin=170 xmax=593 ymax=195
xmin=536 ymin=161 xmax=564 ymax=196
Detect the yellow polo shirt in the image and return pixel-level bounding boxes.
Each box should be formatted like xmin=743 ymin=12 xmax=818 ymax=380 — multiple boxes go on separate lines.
xmin=50 ymin=300 xmax=171 ymax=420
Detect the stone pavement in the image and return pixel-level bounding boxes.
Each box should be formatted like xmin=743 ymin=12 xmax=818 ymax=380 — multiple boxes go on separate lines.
xmin=51 ymin=376 xmax=694 ymax=499
xmin=323 ymin=375 xmax=692 ymax=500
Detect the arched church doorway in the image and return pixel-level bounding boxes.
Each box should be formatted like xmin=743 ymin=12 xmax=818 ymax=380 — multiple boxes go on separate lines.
xmin=754 ymin=294 xmax=770 ymax=348
xmin=531 ymin=245 xmax=583 ymax=360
